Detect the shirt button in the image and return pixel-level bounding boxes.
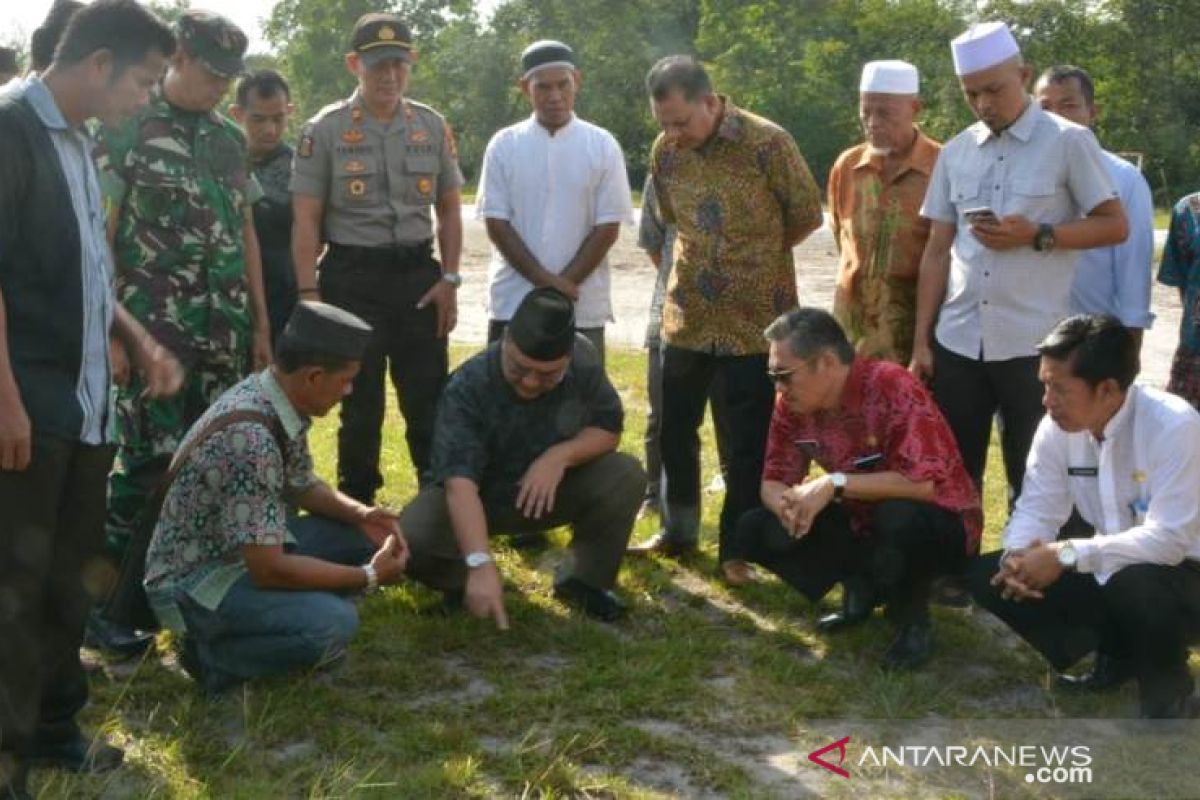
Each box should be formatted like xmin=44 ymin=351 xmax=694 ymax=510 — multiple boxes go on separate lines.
xmin=982 ymin=300 xmax=989 ymax=305
xmin=984 ymin=271 xmax=990 ymax=277
xmin=994 ymin=185 xmax=1001 ymax=190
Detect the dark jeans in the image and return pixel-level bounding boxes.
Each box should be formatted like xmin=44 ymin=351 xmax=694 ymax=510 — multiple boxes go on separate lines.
xmin=644 ymin=343 xmax=730 ymax=504
xmin=177 ymin=516 xmax=376 ymax=686
xmin=319 ymin=242 xmax=449 ymax=502
xmin=728 ymin=500 xmax=969 ymax=623
xmin=932 ymin=341 xmax=1043 ymax=504
xmin=968 ymin=554 xmax=1200 ymax=711
xmin=261 ymin=244 xmax=298 ymax=346
xmin=0 ymin=436 xmax=115 ymax=755
xmin=488 ymin=319 xmax=605 ymax=366
xmin=659 ymin=346 xmax=774 ymax=555
xmin=400 ymin=452 xmax=646 ymax=592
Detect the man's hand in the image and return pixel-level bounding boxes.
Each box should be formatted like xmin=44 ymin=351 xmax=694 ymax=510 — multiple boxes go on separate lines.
xmin=779 ymin=477 xmax=835 ymax=537
xmin=110 ymin=338 xmax=131 ymax=387
xmin=357 ymin=506 xmax=405 ymax=549
xmin=252 ymin=326 xmax=273 ymax=371
xmin=909 ymin=340 xmax=934 ymax=383
xmin=516 ymin=450 xmax=567 ymax=519
xmin=465 ymin=562 xmax=509 ymax=630
xmin=971 ymin=214 xmax=1038 ymax=251
xmin=369 ymin=534 xmax=408 ymax=584
xmin=417 ymin=279 xmax=459 ymax=338
xmin=131 ymin=338 xmax=185 ymax=399
xmin=1008 ymin=542 xmax=1064 ymax=593
xmin=546 ymin=274 xmax=580 ymax=302
xmin=0 ymin=393 xmax=31 ymax=472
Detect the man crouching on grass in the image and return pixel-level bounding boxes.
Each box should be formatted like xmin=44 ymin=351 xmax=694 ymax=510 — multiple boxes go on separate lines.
xmin=401 ymin=287 xmax=646 ymax=628
xmin=143 ymin=302 xmax=409 ymax=694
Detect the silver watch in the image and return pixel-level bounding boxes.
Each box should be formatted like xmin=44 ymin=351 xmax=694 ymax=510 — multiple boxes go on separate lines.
xmin=441 ymin=272 xmax=463 ymax=287
xmin=362 ymin=563 xmax=379 ymax=593
xmin=1056 ymin=541 xmax=1078 ymax=571
xmin=464 ymin=551 xmax=493 ymax=569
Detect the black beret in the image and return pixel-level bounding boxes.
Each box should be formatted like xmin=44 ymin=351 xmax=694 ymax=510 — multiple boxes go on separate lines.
xmin=508 ymin=287 xmax=575 ymax=361
xmin=520 ymin=39 xmax=575 ymax=78
xmin=281 ymin=301 xmax=372 ymax=361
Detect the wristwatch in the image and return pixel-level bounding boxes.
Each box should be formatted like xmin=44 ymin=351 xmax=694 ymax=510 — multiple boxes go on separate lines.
xmin=829 ymin=472 xmax=848 ymax=503
xmin=362 ymin=563 xmax=379 ymax=593
xmin=441 ymin=272 xmax=463 ymax=287
xmin=464 ymin=551 xmax=494 ymax=569
xmin=1033 ymin=223 xmax=1056 ymax=252
xmin=1056 ymin=541 xmax=1078 ymax=571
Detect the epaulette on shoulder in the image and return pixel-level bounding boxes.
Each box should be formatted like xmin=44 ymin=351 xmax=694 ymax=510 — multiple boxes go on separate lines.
xmin=311 ymin=97 xmax=353 ymax=123
xmin=405 ymin=99 xmax=445 ymax=122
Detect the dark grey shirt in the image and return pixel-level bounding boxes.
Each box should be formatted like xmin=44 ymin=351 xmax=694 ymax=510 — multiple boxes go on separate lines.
xmin=431 ymin=336 xmax=623 ymax=508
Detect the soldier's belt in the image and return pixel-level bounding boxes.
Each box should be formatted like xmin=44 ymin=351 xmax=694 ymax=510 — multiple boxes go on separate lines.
xmin=327 ymin=240 xmax=434 ymax=267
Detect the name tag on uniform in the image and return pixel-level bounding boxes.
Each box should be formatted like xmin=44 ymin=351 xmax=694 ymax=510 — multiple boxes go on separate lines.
xmin=796 ymin=439 xmax=819 ymax=455
xmin=853 ymin=453 xmax=884 ymax=471
xmin=1068 ymin=466 xmax=1099 ymax=477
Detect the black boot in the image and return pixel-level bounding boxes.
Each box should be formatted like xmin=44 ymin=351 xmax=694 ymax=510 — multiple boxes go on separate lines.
xmin=1057 ymin=653 xmax=1134 ymax=692
xmin=882 ymin=617 xmax=935 ymax=671
xmin=817 ymin=577 xmax=875 ymax=632
xmin=83 ymin=609 xmax=155 ymax=659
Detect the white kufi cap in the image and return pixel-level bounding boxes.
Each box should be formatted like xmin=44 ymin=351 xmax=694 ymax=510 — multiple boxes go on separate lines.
xmin=951 ymin=21 xmax=1020 ymax=76
xmin=860 ymin=60 xmax=920 ymax=95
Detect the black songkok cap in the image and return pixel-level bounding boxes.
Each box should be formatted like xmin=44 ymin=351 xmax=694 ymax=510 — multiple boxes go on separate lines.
xmin=520 ymin=39 xmax=575 ymax=79
xmin=508 ymin=287 xmax=575 ymax=361
xmin=282 ymin=301 xmax=373 ymax=361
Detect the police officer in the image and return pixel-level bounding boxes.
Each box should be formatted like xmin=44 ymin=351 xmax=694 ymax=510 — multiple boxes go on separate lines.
xmin=291 ymin=12 xmax=464 ymax=503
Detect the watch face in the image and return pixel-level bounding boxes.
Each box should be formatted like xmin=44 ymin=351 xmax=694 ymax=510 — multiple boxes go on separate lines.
xmin=465 ymin=552 xmax=492 ymax=568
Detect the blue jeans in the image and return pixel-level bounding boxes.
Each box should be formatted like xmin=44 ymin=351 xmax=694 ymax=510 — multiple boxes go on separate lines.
xmin=178 ymin=515 xmax=375 ymax=687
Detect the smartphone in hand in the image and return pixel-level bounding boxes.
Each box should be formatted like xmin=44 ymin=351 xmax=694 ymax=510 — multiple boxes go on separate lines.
xmin=963 ymin=206 xmax=998 ymax=225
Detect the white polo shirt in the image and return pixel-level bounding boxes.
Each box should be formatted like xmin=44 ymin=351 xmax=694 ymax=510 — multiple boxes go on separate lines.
xmin=477 ymin=114 xmax=633 ymax=328
xmin=921 ymin=101 xmax=1117 ymax=361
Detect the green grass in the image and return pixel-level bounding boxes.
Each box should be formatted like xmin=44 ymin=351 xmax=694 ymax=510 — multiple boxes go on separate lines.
xmin=45 ymin=346 xmax=1183 ymax=798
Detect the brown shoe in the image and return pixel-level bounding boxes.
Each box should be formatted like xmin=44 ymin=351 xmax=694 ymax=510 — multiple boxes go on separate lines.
xmin=719 ymin=560 xmax=757 ymax=587
xmin=627 ymin=532 xmax=699 ymax=558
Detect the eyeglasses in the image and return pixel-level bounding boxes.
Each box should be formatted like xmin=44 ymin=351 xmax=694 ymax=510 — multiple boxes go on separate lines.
xmin=766 ymin=367 xmax=797 ymax=386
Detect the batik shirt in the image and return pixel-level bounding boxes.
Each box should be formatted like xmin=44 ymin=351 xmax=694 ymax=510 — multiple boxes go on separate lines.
xmin=650 ymin=99 xmax=823 ymax=355
xmin=828 ymin=132 xmax=941 ymax=365
xmin=762 ymin=358 xmax=983 ymax=552
xmin=96 ymin=89 xmax=262 ymax=369
xmin=143 ymin=370 xmax=318 ymax=631
xmin=1158 ymin=193 xmax=1200 ymax=409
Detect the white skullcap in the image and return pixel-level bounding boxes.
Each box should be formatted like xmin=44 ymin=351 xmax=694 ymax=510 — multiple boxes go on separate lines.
xmin=951 ymin=21 xmax=1020 ymax=76
xmin=860 ymin=60 xmax=920 ymax=95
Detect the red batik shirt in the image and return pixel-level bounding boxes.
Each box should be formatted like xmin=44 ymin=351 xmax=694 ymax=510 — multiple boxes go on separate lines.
xmin=762 ymin=358 xmax=982 ymax=553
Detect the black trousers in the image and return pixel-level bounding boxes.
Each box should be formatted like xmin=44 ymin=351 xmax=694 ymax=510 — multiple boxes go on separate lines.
xmin=319 ymin=242 xmax=449 ymax=502
xmin=932 ymin=342 xmax=1043 ymax=503
xmin=660 ymin=346 xmax=774 ymax=554
xmin=487 ymin=319 xmax=605 ymax=366
xmin=967 ymin=554 xmax=1200 ymax=710
xmin=728 ymin=500 xmax=969 ymax=623
xmin=0 ymin=436 xmax=115 ymax=755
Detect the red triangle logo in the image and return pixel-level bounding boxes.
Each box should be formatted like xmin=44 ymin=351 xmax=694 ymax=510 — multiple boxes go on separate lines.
xmin=808 ymin=736 xmax=851 ymax=778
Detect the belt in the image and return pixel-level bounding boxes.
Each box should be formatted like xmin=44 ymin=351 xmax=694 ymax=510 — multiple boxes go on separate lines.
xmin=327 ymin=240 xmax=433 ymax=265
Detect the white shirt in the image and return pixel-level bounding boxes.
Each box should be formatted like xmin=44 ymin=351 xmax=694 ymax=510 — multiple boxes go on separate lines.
xmin=477 ymin=114 xmax=633 ymax=328
xmin=921 ymin=101 xmax=1117 ymax=361
xmin=1004 ymin=385 xmax=1200 ymax=584
xmin=1069 ymin=151 xmax=1155 ymax=328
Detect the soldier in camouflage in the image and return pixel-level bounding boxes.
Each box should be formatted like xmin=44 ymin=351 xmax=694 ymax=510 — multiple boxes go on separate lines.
xmin=91 ymin=9 xmax=272 ymax=651
xmin=291 ymin=12 xmax=464 ymax=503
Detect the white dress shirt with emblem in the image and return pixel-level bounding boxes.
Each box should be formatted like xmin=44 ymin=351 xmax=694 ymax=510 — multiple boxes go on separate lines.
xmin=1003 ymin=385 xmax=1200 ymax=584
xmin=477 ymin=113 xmax=634 ymax=328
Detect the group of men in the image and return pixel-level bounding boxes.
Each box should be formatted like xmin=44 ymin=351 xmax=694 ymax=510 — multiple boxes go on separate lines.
xmin=3 ymin=2 xmax=1200 ymax=795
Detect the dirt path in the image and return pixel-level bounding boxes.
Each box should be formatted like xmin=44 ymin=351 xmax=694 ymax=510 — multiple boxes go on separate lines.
xmin=451 ymin=209 xmax=1178 ymax=389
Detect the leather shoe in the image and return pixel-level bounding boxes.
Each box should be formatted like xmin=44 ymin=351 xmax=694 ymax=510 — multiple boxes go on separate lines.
xmin=30 ymin=734 xmax=123 ymax=774
xmin=83 ymin=610 xmax=155 ymax=659
xmin=817 ymin=578 xmax=875 ymax=632
xmin=626 ymin=532 xmax=698 ymax=558
xmin=177 ymin=636 xmax=239 ymax=697
xmin=718 ymin=560 xmax=757 ymax=587
xmin=881 ymin=618 xmax=934 ymax=671
xmin=1056 ymin=654 xmax=1134 ymax=692
xmin=553 ymin=577 xmax=627 ymax=622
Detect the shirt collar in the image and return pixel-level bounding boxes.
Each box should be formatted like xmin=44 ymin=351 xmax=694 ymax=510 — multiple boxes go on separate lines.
xmin=23 ymin=76 xmax=71 ymax=132
xmin=970 ymin=96 xmax=1040 ymax=145
xmin=528 ymin=112 xmax=577 ymax=136
xmin=252 ymin=142 xmax=292 ymax=167
xmin=835 ymin=357 xmax=869 ymax=413
xmin=259 ymin=368 xmax=308 ymax=440
xmin=852 ymin=127 xmax=940 ymax=179
xmin=693 ymin=96 xmax=742 ymax=155
xmin=1096 ymin=384 xmax=1138 ymax=445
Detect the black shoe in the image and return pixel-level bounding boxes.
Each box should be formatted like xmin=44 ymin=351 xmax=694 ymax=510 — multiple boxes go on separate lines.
xmin=29 ymin=734 xmax=123 ymax=774
xmin=553 ymin=577 xmax=627 ymax=622
xmin=83 ymin=610 xmax=155 ymax=659
xmin=1057 ymin=654 xmax=1134 ymax=692
xmin=817 ymin=578 xmax=875 ymax=632
xmin=930 ymin=575 xmax=973 ymax=609
xmin=177 ymin=636 xmax=238 ymax=697
xmin=882 ymin=619 xmax=934 ymax=671
xmin=626 ymin=532 xmax=699 ymax=559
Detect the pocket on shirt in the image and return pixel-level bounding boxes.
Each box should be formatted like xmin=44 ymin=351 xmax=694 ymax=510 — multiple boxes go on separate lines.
xmin=950 ymin=173 xmax=984 ymax=209
xmin=403 ymin=155 xmax=439 ymax=206
xmin=129 ymin=173 xmax=196 ymax=231
xmin=1011 ymin=176 xmax=1060 ymax=222
xmin=337 ymin=159 xmax=381 ymax=208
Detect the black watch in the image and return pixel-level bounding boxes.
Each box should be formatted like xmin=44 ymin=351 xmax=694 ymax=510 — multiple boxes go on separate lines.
xmin=1033 ymin=223 xmax=1056 ymax=252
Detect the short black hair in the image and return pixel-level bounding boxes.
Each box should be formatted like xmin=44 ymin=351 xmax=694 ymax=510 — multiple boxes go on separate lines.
xmin=235 ymin=69 xmax=290 ymax=107
xmin=646 ymin=55 xmax=712 ymax=102
xmin=764 ymin=307 xmax=855 ymax=365
xmin=1037 ymin=314 xmax=1138 ymax=390
xmin=31 ymin=0 xmax=83 ymax=73
xmin=1038 ymin=64 xmax=1095 ymax=107
xmin=53 ymin=0 xmax=175 ymax=77
xmin=273 ymin=336 xmax=356 ymax=374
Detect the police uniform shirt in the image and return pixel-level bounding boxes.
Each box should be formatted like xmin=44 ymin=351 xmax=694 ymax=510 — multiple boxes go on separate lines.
xmin=1003 ymin=384 xmax=1200 ymax=584
xmin=290 ymin=90 xmax=464 ymax=247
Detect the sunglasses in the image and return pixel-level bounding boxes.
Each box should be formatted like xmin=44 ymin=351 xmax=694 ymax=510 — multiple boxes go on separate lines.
xmin=766 ymin=367 xmax=797 ymax=385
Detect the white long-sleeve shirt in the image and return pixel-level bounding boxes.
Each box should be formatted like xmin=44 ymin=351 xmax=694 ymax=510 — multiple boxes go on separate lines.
xmin=1003 ymin=385 xmax=1200 ymax=584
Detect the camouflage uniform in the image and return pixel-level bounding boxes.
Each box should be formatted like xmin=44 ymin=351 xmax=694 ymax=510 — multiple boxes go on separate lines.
xmin=97 ymin=15 xmax=260 ymax=557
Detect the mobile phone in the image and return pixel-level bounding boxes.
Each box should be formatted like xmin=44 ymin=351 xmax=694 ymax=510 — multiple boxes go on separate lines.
xmin=963 ymin=206 xmax=997 ymax=224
